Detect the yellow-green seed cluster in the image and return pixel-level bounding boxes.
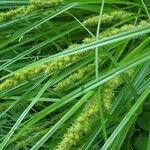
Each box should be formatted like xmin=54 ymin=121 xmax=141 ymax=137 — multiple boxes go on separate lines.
xmin=102 ymin=76 xmax=122 ymax=109
xmin=0 ymin=6 xmax=35 ymax=22
xmin=112 ymin=11 xmax=132 ymax=20
xmin=83 ymin=21 xmax=148 ymax=43
xmin=43 ymin=53 xmax=85 ymax=74
xmin=56 ymin=71 xmax=134 ymax=149
xmin=67 ymin=43 xmax=81 ymax=50
xmin=83 ymin=24 xmax=135 ymax=43
xmin=0 ymin=53 xmax=84 ymax=91
xmin=56 ymin=98 xmax=98 ymax=150
xmin=83 ymin=11 xmax=132 ymax=27
xmin=0 ymin=20 xmax=146 ymax=91
xmin=30 ymin=0 xmax=63 ymax=8
xmin=0 ymin=66 xmax=42 ymax=91
xmin=53 ymin=63 xmax=94 ymax=91
xmin=56 ymin=77 xmax=121 ymax=150
xmin=0 ymin=0 xmax=63 ymax=22
xmin=53 ymin=52 xmax=106 ymax=92
xmin=102 ymin=70 xmax=134 ymax=109
xmin=83 ymin=14 xmax=113 ymax=27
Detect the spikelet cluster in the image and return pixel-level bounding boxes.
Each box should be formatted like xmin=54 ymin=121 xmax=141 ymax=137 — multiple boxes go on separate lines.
xmin=0 ymin=6 xmax=35 ymax=22
xmin=56 ymin=70 xmax=134 ymax=149
xmin=30 ymin=0 xmax=63 ymax=8
xmin=0 ymin=0 xmax=63 ymax=22
xmin=0 ymin=43 xmax=85 ymax=91
xmin=53 ymin=52 xmax=106 ymax=92
xmin=56 ymin=98 xmax=98 ymax=150
xmin=102 ymin=70 xmax=134 ymax=109
xmin=67 ymin=43 xmax=81 ymax=50
xmin=138 ymin=20 xmax=149 ymax=27
xmin=0 ymin=18 xmax=143 ymax=91
xmin=83 ymin=21 xmax=148 ymax=43
xmin=83 ymin=11 xmax=132 ymax=27
xmin=102 ymin=76 xmax=123 ymax=109
xmin=83 ymin=14 xmax=113 ymax=27
xmin=53 ymin=63 xmax=94 ymax=91
xmin=112 ymin=11 xmax=132 ymax=20
xmin=0 ymin=52 xmax=84 ymax=91
xmin=56 ymin=79 xmax=120 ymax=149
xmin=43 ymin=53 xmax=85 ymax=74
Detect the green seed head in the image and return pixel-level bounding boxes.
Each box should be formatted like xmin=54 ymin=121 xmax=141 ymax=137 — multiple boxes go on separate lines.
xmin=30 ymin=0 xmax=63 ymax=8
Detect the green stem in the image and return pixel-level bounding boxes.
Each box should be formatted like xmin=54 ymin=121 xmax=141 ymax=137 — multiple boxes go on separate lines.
xmin=95 ymin=0 xmax=107 ymax=142
xmin=141 ymin=0 xmax=150 ymax=21
xmin=96 ymin=88 xmax=107 ymax=141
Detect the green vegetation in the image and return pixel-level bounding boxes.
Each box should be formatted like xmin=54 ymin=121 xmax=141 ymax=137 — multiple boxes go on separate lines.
xmin=0 ymin=0 xmax=150 ymax=150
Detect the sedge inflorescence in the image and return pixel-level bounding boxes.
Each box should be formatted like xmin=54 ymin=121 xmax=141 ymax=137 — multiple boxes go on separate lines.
xmin=0 ymin=15 xmax=147 ymax=91
xmin=0 ymin=1 xmax=149 ymax=149
xmin=0 ymin=6 xmax=36 ymax=22
xmin=83 ymin=21 xmax=148 ymax=44
xmin=102 ymin=70 xmax=134 ymax=109
xmin=102 ymin=75 xmax=123 ymax=109
xmin=0 ymin=52 xmax=84 ymax=91
xmin=56 ymin=98 xmax=98 ymax=150
xmin=53 ymin=63 xmax=95 ymax=91
xmin=56 ymin=70 xmax=134 ymax=149
xmin=0 ymin=0 xmax=63 ymax=22
xmin=83 ymin=11 xmax=132 ymax=27
xmin=53 ymin=52 xmax=106 ymax=92
xmin=30 ymin=0 xmax=63 ymax=8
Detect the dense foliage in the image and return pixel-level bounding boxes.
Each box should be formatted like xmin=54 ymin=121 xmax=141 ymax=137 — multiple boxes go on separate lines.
xmin=0 ymin=0 xmax=150 ymax=150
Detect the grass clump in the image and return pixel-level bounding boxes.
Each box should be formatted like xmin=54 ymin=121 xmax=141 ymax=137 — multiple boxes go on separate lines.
xmin=0 ymin=0 xmax=150 ymax=150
